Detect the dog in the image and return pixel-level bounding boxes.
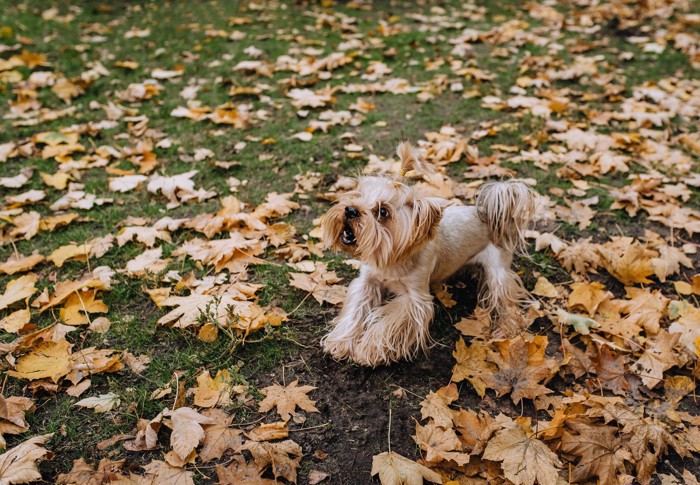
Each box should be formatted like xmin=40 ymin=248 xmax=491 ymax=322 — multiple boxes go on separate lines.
xmin=320 ymin=142 xmax=536 ymax=367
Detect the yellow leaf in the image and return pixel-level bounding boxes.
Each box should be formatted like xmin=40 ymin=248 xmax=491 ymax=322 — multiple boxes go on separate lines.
xmin=8 ymin=339 xmax=72 ymax=382
xmin=532 ymin=276 xmax=559 ymax=298
xmin=0 ymin=308 xmax=30 ymax=333
xmin=40 ymin=172 xmax=69 ymax=190
xmin=0 ymin=252 xmax=44 ymax=275
xmin=0 ymin=274 xmax=38 ymax=311
xmin=47 ymin=243 xmax=92 ymax=267
xmin=197 ymin=323 xmax=218 ymax=342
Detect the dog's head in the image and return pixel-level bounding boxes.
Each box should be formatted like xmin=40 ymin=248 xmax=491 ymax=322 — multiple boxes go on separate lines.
xmin=321 ymin=171 xmax=443 ymax=268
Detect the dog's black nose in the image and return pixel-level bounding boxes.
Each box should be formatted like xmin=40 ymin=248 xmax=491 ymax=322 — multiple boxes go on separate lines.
xmin=345 ymin=206 xmax=360 ymax=219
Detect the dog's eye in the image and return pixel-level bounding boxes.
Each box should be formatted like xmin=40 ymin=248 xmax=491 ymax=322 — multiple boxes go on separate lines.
xmin=379 ymin=207 xmax=389 ymax=218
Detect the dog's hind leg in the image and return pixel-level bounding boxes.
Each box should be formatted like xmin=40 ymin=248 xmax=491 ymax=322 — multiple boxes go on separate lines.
xmin=321 ymin=270 xmax=382 ymax=362
xmin=471 ymin=243 xmax=529 ymax=337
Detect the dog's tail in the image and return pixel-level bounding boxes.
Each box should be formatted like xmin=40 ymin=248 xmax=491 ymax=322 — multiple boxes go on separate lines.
xmin=476 ymin=179 xmax=536 ymax=255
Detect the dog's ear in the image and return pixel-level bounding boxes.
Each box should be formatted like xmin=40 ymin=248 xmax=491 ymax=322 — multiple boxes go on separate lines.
xmin=396 ymin=142 xmax=437 ymax=181
xmin=320 ymin=204 xmax=346 ymax=250
xmin=410 ymin=197 xmax=443 ymax=245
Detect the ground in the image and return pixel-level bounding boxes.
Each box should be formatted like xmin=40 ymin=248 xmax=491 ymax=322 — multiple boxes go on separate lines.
xmin=0 ymin=0 xmax=699 ymax=484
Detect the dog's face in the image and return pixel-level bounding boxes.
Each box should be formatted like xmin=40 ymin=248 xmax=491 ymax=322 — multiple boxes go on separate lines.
xmin=321 ymin=176 xmax=442 ymax=268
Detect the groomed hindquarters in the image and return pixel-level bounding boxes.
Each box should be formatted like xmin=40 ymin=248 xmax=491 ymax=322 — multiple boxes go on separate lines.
xmin=473 ymin=180 xmax=537 ymax=336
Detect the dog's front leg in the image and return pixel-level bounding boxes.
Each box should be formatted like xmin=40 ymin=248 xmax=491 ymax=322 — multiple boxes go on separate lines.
xmin=321 ymin=270 xmax=381 ymax=362
xmin=353 ymin=285 xmax=434 ymax=367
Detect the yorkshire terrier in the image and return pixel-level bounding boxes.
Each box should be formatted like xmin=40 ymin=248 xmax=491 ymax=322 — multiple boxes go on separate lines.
xmin=320 ymin=142 xmax=536 ymax=367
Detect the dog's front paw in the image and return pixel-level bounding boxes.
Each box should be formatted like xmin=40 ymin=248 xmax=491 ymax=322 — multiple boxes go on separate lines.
xmin=321 ymin=335 xmax=355 ymax=362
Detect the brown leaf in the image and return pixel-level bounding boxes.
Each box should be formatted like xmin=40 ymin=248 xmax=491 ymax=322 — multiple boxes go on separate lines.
xmin=258 ymin=380 xmax=318 ymax=422
xmin=591 ymin=344 xmax=631 ymax=395
xmin=633 ymin=330 xmax=681 ymax=389
xmin=198 ymin=409 xmax=243 ymax=463
xmin=561 ymin=420 xmax=632 ymax=484
xmin=0 ymin=434 xmax=53 ymax=484
xmin=370 ymin=451 xmax=442 ymax=485
xmin=142 ymin=460 xmax=194 ymax=485
xmin=239 ymin=439 xmax=302 ymax=483
xmin=452 ymin=338 xmax=495 ymax=397
xmin=414 ymin=421 xmax=470 ymax=465
xmin=482 ymin=425 xmax=562 ymax=485
xmin=568 ymin=281 xmax=610 ymax=316
xmin=484 ymin=336 xmax=557 ymax=404
xmin=420 ymin=384 xmax=458 ymax=429
xmin=247 ymin=421 xmax=289 ymax=441
xmin=215 ymin=456 xmax=276 ymax=485
xmin=164 ymin=407 xmax=215 ymax=460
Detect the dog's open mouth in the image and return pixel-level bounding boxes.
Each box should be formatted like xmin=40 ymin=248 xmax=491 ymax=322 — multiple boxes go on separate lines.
xmin=341 ymin=225 xmax=356 ymax=245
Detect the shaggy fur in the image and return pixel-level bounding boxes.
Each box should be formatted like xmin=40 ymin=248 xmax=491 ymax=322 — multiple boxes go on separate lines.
xmin=320 ymin=142 xmax=536 ymax=367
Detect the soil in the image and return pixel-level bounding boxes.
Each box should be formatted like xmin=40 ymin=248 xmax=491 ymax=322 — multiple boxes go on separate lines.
xmin=241 ymin=270 xmax=700 ymax=485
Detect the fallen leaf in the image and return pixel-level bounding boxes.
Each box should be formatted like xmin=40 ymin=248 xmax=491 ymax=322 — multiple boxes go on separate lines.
xmin=73 ymin=393 xmax=120 ymax=413
xmin=0 ymin=434 xmax=53 ymax=484
xmin=0 ymin=274 xmax=38 ymax=311
xmin=483 ymin=425 xmax=562 ymax=485
xmin=165 ymin=407 xmax=215 ymax=460
xmin=239 ymin=439 xmax=302 ymax=483
xmin=258 ymin=380 xmax=319 ymax=422
xmin=371 ymin=451 xmax=442 ymax=485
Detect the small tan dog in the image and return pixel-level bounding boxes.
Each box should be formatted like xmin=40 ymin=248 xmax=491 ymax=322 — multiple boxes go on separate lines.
xmin=320 ymin=142 xmax=536 ymax=367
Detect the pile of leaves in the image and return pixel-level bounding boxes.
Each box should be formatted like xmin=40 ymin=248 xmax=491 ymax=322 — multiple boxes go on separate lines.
xmin=0 ymin=0 xmax=699 ymax=483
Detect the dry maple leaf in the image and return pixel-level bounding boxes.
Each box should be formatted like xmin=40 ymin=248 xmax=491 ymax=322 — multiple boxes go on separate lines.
xmin=632 ymin=329 xmax=681 ymax=388
xmin=142 ymin=459 xmax=194 ymax=485
xmin=0 ymin=395 xmax=35 ymax=450
xmin=484 ymin=336 xmax=557 ymax=404
xmin=532 ymin=276 xmax=558 ymax=298
xmin=0 ymin=433 xmax=53 ymax=484
xmin=164 ymin=407 xmax=215 ymax=460
xmin=123 ymin=413 xmax=162 ymax=452
xmin=453 ymin=408 xmax=501 ymax=455
xmin=370 ymin=451 xmax=442 ymax=485
xmin=561 ymin=420 xmax=633 ymax=484
xmin=0 ymin=253 xmax=44 ymax=275
xmin=215 ymin=456 xmax=276 ymax=484
xmin=414 ymin=421 xmax=470 ymax=465
xmin=239 ymin=439 xmax=302 ymax=483
xmin=420 ymin=383 xmax=458 ymax=429
xmin=651 ymin=244 xmax=693 ymax=282
xmin=198 ymin=409 xmax=243 ymax=463
xmin=568 ymin=281 xmax=611 ymax=316
xmin=590 ymin=402 xmax=686 ymax=485
xmin=288 ymin=265 xmax=346 ymax=306
xmin=154 ymin=292 xmax=240 ymax=329
xmin=147 ymin=170 xmax=198 ymax=206
xmin=8 ymin=339 xmax=72 ymax=382
xmin=116 ymin=226 xmax=171 ymax=248
xmin=246 ymin=421 xmax=289 ymax=442
xmin=56 ymin=458 xmax=129 ymax=484
xmin=59 ymin=290 xmax=108 ymax=326
xmin=189 ymin=369 xmax=235 ymax=408
xmin=0 ymin=274 xmax=37 ymax=312
xmin=617 ymin=287 xmax=668 ymax=335
xmin=258 ymin=380 xmax=318 ymax=422
xmin=451 ymin=338 xmax=495 ymax=397
xmin=599 ymin=241 xmax=655 ymax=285
xmin=591 ymin=344 xmax=632 ymax=396
xmin=482 ymin=424 xmax=562 ymax=485
xmin=47 ymin=243 xmax=92 ymax=267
